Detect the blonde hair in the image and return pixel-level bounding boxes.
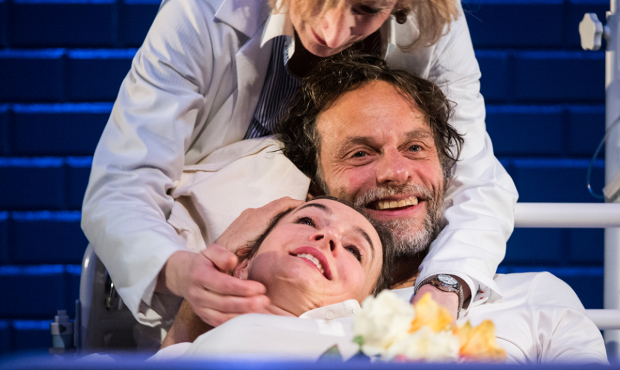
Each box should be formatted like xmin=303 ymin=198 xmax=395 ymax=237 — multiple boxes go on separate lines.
xmin=270 ymin=0 xmax=459 ymax=51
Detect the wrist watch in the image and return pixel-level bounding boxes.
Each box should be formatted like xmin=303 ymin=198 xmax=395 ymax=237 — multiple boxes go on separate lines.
xmin=414 ymin=274 xmax=464 ymax=318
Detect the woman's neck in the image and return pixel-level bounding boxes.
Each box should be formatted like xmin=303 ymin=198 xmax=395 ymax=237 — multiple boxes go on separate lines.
xmin=287 ymin=30 xmax=382 ymax=79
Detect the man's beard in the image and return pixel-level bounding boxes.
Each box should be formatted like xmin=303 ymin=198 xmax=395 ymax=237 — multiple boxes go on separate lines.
xmin=337 ymin=184 xmax=444 ymax=257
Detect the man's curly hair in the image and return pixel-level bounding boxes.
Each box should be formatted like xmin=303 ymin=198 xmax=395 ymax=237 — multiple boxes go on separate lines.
xmin=275 ymin=53 xmax=464 ymax=192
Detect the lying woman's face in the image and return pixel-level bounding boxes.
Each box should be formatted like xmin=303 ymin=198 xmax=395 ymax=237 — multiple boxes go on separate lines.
xmin=243 ymin=199 xmax=383 ymax=316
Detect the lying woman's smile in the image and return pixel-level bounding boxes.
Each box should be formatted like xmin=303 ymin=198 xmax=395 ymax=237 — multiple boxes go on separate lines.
xmin=243 ymin=198 xmax=386 ymax=315
xmin=290 ymin=246 xmax=332 ymax=280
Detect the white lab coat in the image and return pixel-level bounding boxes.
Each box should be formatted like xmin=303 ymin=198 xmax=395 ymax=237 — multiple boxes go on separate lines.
xmin=81 ymin=0 xmax=518 ymax=325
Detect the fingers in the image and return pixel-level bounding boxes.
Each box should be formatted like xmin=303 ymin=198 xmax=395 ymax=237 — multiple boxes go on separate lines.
xmin=202 ymin=243 xmax=238 ymax=273
xmin=186 ymin=276 xmax=271 ymax=327
xmin=188 ymin=288 xmax=271 ymax=315
xmin=192 ymin=252 xmax=266 ymax=296
xmin=196 ymin=266 xmax=267 ymax=296
xmin=215 ymin=197 xmax=304 ymax=252
xmin=262 ymin=196 xmax=304 ymax=212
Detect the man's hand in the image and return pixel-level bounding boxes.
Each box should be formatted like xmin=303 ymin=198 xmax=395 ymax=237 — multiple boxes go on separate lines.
xmin=411 ymin=284 xmax=459 ymax=319
xmin=159 ymin=246 xmax=271 ymax=327
xmin=158 ymin=197 xmax=303 ymax=327
xmin=411 ymin=276 xmax=471 ymax=319
xmin=215 ymin=197 xmax=304 ymax=252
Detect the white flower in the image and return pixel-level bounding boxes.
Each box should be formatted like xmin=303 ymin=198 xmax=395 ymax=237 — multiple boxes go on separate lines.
xmin=353 ymin=290 xmax=415 ymax=356
xmin=385 ymin=326 xmax=460 ymax=362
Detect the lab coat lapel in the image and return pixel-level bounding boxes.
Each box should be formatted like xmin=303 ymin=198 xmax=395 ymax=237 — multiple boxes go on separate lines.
xmin=221 ymin=32 xmax=272 ymax=145
xmin=215 ymin=0 xmax=273 ymax=146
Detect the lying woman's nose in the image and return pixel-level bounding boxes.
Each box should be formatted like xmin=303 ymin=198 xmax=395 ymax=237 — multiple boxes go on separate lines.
xmin=312 ymin=229 xmax=341 ymax=256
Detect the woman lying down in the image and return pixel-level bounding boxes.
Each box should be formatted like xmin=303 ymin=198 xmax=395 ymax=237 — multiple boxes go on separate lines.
xmin=153 ymin=196 xmax=394 ymax=361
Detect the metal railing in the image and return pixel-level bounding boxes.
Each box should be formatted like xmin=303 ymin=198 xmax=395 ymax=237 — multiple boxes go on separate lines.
xmin=515 ymin=202 xmax=620 ymax=357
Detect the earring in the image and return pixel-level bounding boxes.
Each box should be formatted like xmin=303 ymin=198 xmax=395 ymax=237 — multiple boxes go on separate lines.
xmin=394 ymin=9 xmax=408 ymax=24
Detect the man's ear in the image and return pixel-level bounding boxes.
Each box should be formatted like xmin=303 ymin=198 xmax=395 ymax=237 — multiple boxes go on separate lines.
xmin=233 ymin=247 xmax=252 ymax=279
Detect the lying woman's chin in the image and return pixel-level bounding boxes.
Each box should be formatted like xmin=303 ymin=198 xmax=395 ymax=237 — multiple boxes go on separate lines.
xmin=250 ymin=264 xmax=362 ymax=316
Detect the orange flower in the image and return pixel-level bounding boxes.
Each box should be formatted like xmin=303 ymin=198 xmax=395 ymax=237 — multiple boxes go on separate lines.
xmin=454 ymin=320 xmax=506 ymax=362
xmin=409 ymin=293 xmax=454 ymax=333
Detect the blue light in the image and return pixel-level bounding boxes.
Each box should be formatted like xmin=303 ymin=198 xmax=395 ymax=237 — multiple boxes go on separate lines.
xmin=0 ymin=49 xmax=65 ymax=58
xmin=520 ymin=50 xmax=605 ymax=60
xmin=513 ymin=158 xmax=605 ymax=168
xmin=12 ymin=320 xmax=50 ymax=330
xmin=65 ymin=265 xmax=81 ymax=275
xmin=498 ymin=266 xmax=603 ymax=276
xmin=66 ymin=157 xmax=93 ymax=167
xmin=13 ymin=0 xmax=113 ymax=4
xmin=11 ymin=211 xmax=81 ymax=222
xmin=0 ymin=265 xmax=65 ymax=275
xmin=0 ymin=157 xmax=63 ymax=167
xmin=13 ymin=103 xmax=113 ymax=114
xmin=487 ymin=105 xmax=563 ymax=114
xmin=68 ymin=49 xmax=138 ymax=59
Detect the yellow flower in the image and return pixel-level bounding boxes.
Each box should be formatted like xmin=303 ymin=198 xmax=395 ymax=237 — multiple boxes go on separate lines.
xmin=409 ymin=293 xmax=454 ymax=333
xmin=454 ymin=320 xmax=506 ymax=362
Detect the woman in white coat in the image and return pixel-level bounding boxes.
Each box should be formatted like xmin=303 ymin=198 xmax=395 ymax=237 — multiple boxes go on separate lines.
xmin=81 ymin=0 xmax=518 ymax=333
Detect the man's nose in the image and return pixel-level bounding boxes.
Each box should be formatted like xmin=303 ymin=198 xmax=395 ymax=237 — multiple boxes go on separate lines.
xmin=375 ymin=150 xmax=412 ymax=185
xmin=320 ymin=6 xmax=353 ymax=49
xmin=311 ymin=228 xmax=341 ymax=257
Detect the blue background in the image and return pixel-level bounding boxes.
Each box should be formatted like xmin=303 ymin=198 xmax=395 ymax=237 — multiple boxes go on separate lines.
xmin=0 ymin=0 xmax=610 ymax=355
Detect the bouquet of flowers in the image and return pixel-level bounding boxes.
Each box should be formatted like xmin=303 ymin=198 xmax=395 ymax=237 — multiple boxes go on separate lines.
xmin=352 ymin=290 xmax=506 ymax=362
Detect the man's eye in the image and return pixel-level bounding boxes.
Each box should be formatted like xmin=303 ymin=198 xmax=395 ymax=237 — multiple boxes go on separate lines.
xmin=352 ymin=151 xmax=367 ymax=158
xmin=296 ymin=216 xmax=316 ymax=227
xmin=345 ymin=246 xmax=362 ymax=262
xmin=353 ymin=5 xmax=381 ymax=15
xmin=409 ymin=145 xmax=421 ymax=152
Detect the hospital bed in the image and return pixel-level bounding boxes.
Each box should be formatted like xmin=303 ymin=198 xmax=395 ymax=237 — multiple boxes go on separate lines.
xmin=72 ymin=202 xmax=620 ymax=354
xmin=69 ymin=0 xmax=620 ymax=358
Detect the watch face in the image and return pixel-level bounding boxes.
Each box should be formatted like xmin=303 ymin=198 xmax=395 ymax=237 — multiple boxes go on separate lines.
xmin=438 ymin=274 xmax=458 ymax=286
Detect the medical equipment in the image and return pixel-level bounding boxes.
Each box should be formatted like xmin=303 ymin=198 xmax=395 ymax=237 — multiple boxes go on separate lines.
xmin=49 ymin=310 xmax=74 ymax=354
xmin=579 ymin=0 xmax=620 ymax=356
xmin=77 ymin=244 xmax=139 ymax=352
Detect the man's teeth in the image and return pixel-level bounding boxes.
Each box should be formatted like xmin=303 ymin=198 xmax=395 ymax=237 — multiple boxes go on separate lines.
xmin=297 ymin=253 xmax=324 ymax=274
xmin=376 ymin=196 xmax=419 ymax=210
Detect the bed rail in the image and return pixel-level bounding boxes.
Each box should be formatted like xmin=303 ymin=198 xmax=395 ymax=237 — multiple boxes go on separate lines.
xmin=515 ymin=203 xmax=620 ymax=228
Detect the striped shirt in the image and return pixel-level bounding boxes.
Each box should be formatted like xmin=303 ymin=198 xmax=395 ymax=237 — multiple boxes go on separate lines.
xmin=245 ymin=36 xmax=301 ymax=139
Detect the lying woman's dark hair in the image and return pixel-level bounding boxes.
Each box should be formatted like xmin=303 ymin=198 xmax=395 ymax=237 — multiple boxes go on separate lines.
xmin=236 ymin=196 xmax=394 ymax=296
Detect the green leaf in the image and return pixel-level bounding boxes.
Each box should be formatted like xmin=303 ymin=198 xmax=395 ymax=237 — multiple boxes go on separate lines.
xmin=318 ymin=345 xmax=343 ymax=362
xmin=353 ymin=335 xmax=364 ymax=346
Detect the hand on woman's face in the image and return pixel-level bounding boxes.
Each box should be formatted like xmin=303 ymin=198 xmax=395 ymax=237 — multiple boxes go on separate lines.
xmin=289 ymin=0 xmax=397 ymax=57
xmin=245 ymin=199 xmax=383 ymax=316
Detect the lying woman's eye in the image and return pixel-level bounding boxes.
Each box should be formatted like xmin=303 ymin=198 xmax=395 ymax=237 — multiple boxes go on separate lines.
xmin=345 ymin=246 xmax=362 ymax=262
xmin=296 ymin=216 xmax=316 ymax=227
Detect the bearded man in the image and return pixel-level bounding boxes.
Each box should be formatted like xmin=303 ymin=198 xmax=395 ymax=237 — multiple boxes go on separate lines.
xmin=154 ymin=54 xmax=606 ymax=363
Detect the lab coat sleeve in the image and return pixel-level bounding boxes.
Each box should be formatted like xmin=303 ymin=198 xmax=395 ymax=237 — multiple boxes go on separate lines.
xmin=529 ymin=272 xmax=608 ymax=364
xmin=414 ymin=2 xmax=519 ymax=302
xmin=81 ymin=0 xmax=219 ymax=325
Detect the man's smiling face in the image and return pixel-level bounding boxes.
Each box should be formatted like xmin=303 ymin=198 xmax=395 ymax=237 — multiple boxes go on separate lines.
xmin=316 ymin=81 xmax=445 ymax=255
